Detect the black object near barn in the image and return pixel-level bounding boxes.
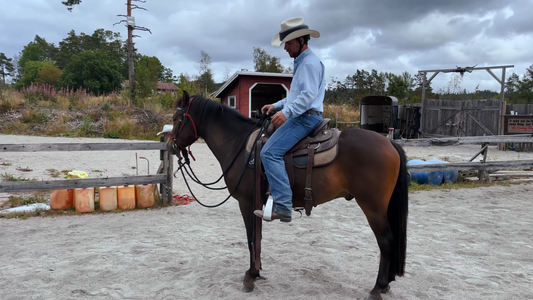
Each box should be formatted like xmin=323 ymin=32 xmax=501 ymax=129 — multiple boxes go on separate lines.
xmin=360 ymin=96 xmax=400 ymax=139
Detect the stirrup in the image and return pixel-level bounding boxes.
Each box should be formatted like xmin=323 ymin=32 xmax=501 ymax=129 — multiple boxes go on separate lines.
xmin=263 ymin=196 xmax=274 ymax=221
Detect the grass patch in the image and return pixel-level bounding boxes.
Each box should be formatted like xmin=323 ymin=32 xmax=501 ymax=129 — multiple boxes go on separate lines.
xmin=1 ymin=173 xmax=36 ymax=182
xmin=408 ymin=178 xmax=517 ymax=192
xmin=0 ymin=161 xmax=13 ymax=166
xmin=47 ymin=169 xmax=62 ymax=178
xmin=323 ymin=104 xmax=360 ymax=130
xmin=1 ymin=191 xmax=48 ymax=209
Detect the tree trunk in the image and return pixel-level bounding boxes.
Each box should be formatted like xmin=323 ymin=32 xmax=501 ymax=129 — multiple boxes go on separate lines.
xmin=127 ymin=0 xmax=135 ymax=106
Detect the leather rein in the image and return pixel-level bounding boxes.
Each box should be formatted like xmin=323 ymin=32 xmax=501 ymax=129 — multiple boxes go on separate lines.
xmin=169 ymin=99 xmax=269 ymax=208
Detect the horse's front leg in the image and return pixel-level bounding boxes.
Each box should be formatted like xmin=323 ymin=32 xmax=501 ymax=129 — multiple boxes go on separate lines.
xmin=238 ymin=199 xmax=261 ymax=291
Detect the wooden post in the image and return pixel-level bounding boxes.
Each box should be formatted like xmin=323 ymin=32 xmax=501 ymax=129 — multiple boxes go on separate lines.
xmin=166 ymin=138 xmax=174 ymax=205
xmin=478 ymin=142 xmax=490 ymax=183
xmin=160 ymin=135 xmax=173 ymax=205
xmin=420 ymin=72 xmax=426 ymax=137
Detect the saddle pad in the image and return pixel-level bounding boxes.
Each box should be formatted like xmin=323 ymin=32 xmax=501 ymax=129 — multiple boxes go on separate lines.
xmin=292 ymin=143 xmax=338 ymax=168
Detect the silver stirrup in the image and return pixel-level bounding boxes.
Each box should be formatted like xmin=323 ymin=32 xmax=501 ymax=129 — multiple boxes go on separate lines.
xmin=263 ymin=196 xmax=274 ymax=221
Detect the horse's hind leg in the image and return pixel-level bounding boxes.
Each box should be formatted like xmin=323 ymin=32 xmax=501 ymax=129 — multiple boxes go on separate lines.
xmin=238 ymin=200 xmax=261 ymax=291
xmin=357 ymin=200 xmax=394 ymax=300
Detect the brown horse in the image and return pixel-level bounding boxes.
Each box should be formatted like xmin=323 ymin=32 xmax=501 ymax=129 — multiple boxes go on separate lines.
xmin=171 ymin=92 xmax=408 ymax=300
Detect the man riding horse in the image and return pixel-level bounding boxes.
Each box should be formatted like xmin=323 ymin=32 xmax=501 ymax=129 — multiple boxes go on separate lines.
xmin=254 ymin=17 xmax=326 ymax=222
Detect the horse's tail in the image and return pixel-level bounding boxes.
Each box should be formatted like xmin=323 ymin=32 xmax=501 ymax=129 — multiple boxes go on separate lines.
xmin=388 ymin=141 xmax=409 ymax=278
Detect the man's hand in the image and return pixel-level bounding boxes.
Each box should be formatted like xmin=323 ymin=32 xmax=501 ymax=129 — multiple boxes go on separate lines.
xmin=261 ymin=104 xmax=275 ymax=115
xmin=271 ymin=111 xmax=287 ymax=127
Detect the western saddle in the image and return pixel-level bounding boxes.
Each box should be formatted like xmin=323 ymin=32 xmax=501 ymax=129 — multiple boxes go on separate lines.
xmin=246 ymin=118 xmax=340 ymax=216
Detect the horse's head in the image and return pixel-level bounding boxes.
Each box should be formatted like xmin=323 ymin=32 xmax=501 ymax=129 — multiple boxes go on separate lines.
xmin=170 ymin=91 xmax=198 ymax=153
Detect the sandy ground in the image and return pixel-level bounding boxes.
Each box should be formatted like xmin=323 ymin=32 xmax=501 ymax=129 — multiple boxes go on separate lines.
xmin=1 ymin=134 xmax=533 ymax=300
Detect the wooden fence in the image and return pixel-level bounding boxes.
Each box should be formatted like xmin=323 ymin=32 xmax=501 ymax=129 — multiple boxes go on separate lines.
xmin=399 ymin=135 xmax=533 ymax=181
xmin=0 ymin=136 xmax=174 ymax=205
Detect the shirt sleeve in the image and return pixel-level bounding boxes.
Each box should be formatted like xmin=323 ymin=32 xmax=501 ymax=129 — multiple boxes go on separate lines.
xmin=281 ymin=62 xmax=321 ymax=119
xmin=273 ymin=97 xmax=287 ymax=111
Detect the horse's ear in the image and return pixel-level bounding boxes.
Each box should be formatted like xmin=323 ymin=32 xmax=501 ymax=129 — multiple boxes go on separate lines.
xmin=182 ymin=91 xmax=190 ymax=107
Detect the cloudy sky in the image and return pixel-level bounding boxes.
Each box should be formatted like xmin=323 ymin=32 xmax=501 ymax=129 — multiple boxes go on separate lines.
xmin=1 ymin=0 xmax=532 ymax=92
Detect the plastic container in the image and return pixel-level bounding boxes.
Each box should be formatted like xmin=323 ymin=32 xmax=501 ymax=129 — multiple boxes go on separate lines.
xmin=117 ymin=185 xmax=136 ymax=210
xmin=74 ymin=187 xmax=95 ymax=213
xmin=50 ymin=189 xmax=73 ymax=210
xmin=98 ymin=186 xmax=118 ymax=211
xmin=407 ymin=160 xmax=443 ymax=186
xmin=426 ymin=160 xmax=459 ymax=183
xmin=135 ymin=184 xmax=157 ymax=208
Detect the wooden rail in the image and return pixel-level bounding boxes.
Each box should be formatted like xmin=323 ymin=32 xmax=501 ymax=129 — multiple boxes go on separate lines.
xmin=396 ymin=134 xmax=533 ymax=147
xmin=400 ymin=135 xmax=533 ymax=182
xmin=407 ymin=160 xmax=533 ymax=172
xmin=0 ymin=138 xmax=174 ymax=205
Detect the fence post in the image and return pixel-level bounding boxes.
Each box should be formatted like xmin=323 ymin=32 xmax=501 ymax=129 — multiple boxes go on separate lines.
xmin=166 ymin=136 xmax=173 ymax=205
xmin=478 ymin=142 xmax=490 ymax=183
xmin=160 ymin=135 xmax=173 ymax=205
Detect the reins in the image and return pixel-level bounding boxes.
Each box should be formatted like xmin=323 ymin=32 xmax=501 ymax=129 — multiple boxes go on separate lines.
xmin=172 ymin=105 xmax=270 ymax=208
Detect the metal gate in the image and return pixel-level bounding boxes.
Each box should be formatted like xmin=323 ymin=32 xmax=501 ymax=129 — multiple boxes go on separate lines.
xmin=423 ymin=99 xmax=501 ymax=137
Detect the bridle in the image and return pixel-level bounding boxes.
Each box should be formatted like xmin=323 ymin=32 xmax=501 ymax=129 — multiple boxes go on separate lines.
xmin=169 ymin=99 xmax=271 ymax=208
xmin=168 ymin=98 xmax=198 ymax=162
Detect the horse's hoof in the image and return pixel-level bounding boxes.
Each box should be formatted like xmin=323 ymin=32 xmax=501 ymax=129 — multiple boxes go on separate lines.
xmin=242 ymin=270 xmax=259 ymax=292
xmin=365 ymin=294 xmax=382 ymax=300
xmin=242 ymin=283 xmax=254 ymax=293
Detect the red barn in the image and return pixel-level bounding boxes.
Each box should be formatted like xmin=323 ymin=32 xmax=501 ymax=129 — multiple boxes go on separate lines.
xmin=212 ymin=71 xmax=293 ymax=118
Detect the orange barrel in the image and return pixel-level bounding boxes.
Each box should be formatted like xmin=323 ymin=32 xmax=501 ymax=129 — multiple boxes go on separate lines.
xmin=74 ymin=187 xmax=95 ymax=213
xmin=117 ymin=185 xmax=136 ymax=210
xmin=50 ymin=189 xmax=73 ymax=209
xmin=135 ymin=184 xmax=156 ymax=208
xmin=98 ymin=186 xmax=118 ymax=211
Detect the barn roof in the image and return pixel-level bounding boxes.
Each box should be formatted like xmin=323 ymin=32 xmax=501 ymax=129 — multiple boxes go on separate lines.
xmin=212 ymin=71 xmax=292 ymax=98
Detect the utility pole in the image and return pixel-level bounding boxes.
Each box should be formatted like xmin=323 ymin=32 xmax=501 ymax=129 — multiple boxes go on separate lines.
xmin=115 ymin=0 xmax=151 ymax=106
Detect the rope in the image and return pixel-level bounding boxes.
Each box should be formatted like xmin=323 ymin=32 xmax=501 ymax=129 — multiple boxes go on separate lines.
xmin=172 ymin=194 xmax=196 ymax=205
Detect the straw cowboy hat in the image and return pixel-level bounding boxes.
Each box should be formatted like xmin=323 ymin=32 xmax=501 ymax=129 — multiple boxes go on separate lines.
xmin=271 ymin=17 xmax=320 ymax=48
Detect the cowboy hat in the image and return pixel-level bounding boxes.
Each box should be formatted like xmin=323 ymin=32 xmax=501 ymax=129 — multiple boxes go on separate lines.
xmin=271 ymin=17 xmax=320 ymax=48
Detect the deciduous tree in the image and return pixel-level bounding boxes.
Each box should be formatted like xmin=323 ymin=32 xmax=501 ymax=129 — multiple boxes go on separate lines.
xmin=253 ymin=47 xmax=284 ymax=73
xmin=196 ymin=50 xmax=216 ymax=95
xmin=37 ymin=64 xmax=61 ymax=86
xmin=60 ymin=50 xmax=123 ymax=94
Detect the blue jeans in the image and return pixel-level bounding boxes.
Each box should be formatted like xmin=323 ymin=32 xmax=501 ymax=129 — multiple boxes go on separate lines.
xmin=260 ymin=112 xmax=322 ymax=217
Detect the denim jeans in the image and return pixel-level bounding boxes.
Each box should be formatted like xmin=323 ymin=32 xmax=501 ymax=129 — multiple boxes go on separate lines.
xmin=260 ymin=112 xmax=322 ymax=217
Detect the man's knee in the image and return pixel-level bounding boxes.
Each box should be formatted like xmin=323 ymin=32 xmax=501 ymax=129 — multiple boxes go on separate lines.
xmin=260 ymin=146 xmax=271 ymax=161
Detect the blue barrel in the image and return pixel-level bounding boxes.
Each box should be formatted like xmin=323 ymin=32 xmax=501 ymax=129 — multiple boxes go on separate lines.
xmin=426 ymin=160 xmax=458 ymax=183
xmin=407 ymin=160 xmax=444 ymax=186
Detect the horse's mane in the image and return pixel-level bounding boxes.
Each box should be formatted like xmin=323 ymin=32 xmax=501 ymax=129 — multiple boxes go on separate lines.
xmin=176 ymin=95 xmax=259 ymax=127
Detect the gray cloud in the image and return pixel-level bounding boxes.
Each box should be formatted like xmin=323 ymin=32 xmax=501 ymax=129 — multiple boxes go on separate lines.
xmin=1 ymin=0 xmax=531 ymax=92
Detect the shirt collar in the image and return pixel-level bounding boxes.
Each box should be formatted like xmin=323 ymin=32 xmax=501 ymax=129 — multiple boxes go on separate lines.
xmin=295 ymin=48 xmax=311 ymax=64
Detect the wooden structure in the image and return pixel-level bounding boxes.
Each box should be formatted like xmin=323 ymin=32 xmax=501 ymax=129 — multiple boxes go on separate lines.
xmin=0 ymin=136 xmax=174 ymax=205
xmin=123 ymin=80 xmax=178 ymax=95
xmin=421 ymin=99 xmax=501 ymax=137
xmin=212 ymin=71 xmax=292 ymax=118
xmin=156 ymin=82 xmax=178 ymax=94
xmin=418 ymin=65 xmax=514 ymax=137
xmin=398 ymin=135 xmax=533 ymax=182
xmin=502 ymin=113 xmax=533 ymax=152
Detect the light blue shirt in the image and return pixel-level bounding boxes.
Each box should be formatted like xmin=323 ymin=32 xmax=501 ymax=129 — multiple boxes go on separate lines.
xmin=273 ymin=48 xmax=325 ymax=119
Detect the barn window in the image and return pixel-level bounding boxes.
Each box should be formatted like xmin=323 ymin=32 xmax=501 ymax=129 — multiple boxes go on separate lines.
xmin=228 ymin=96 xmax=236 ymax=108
